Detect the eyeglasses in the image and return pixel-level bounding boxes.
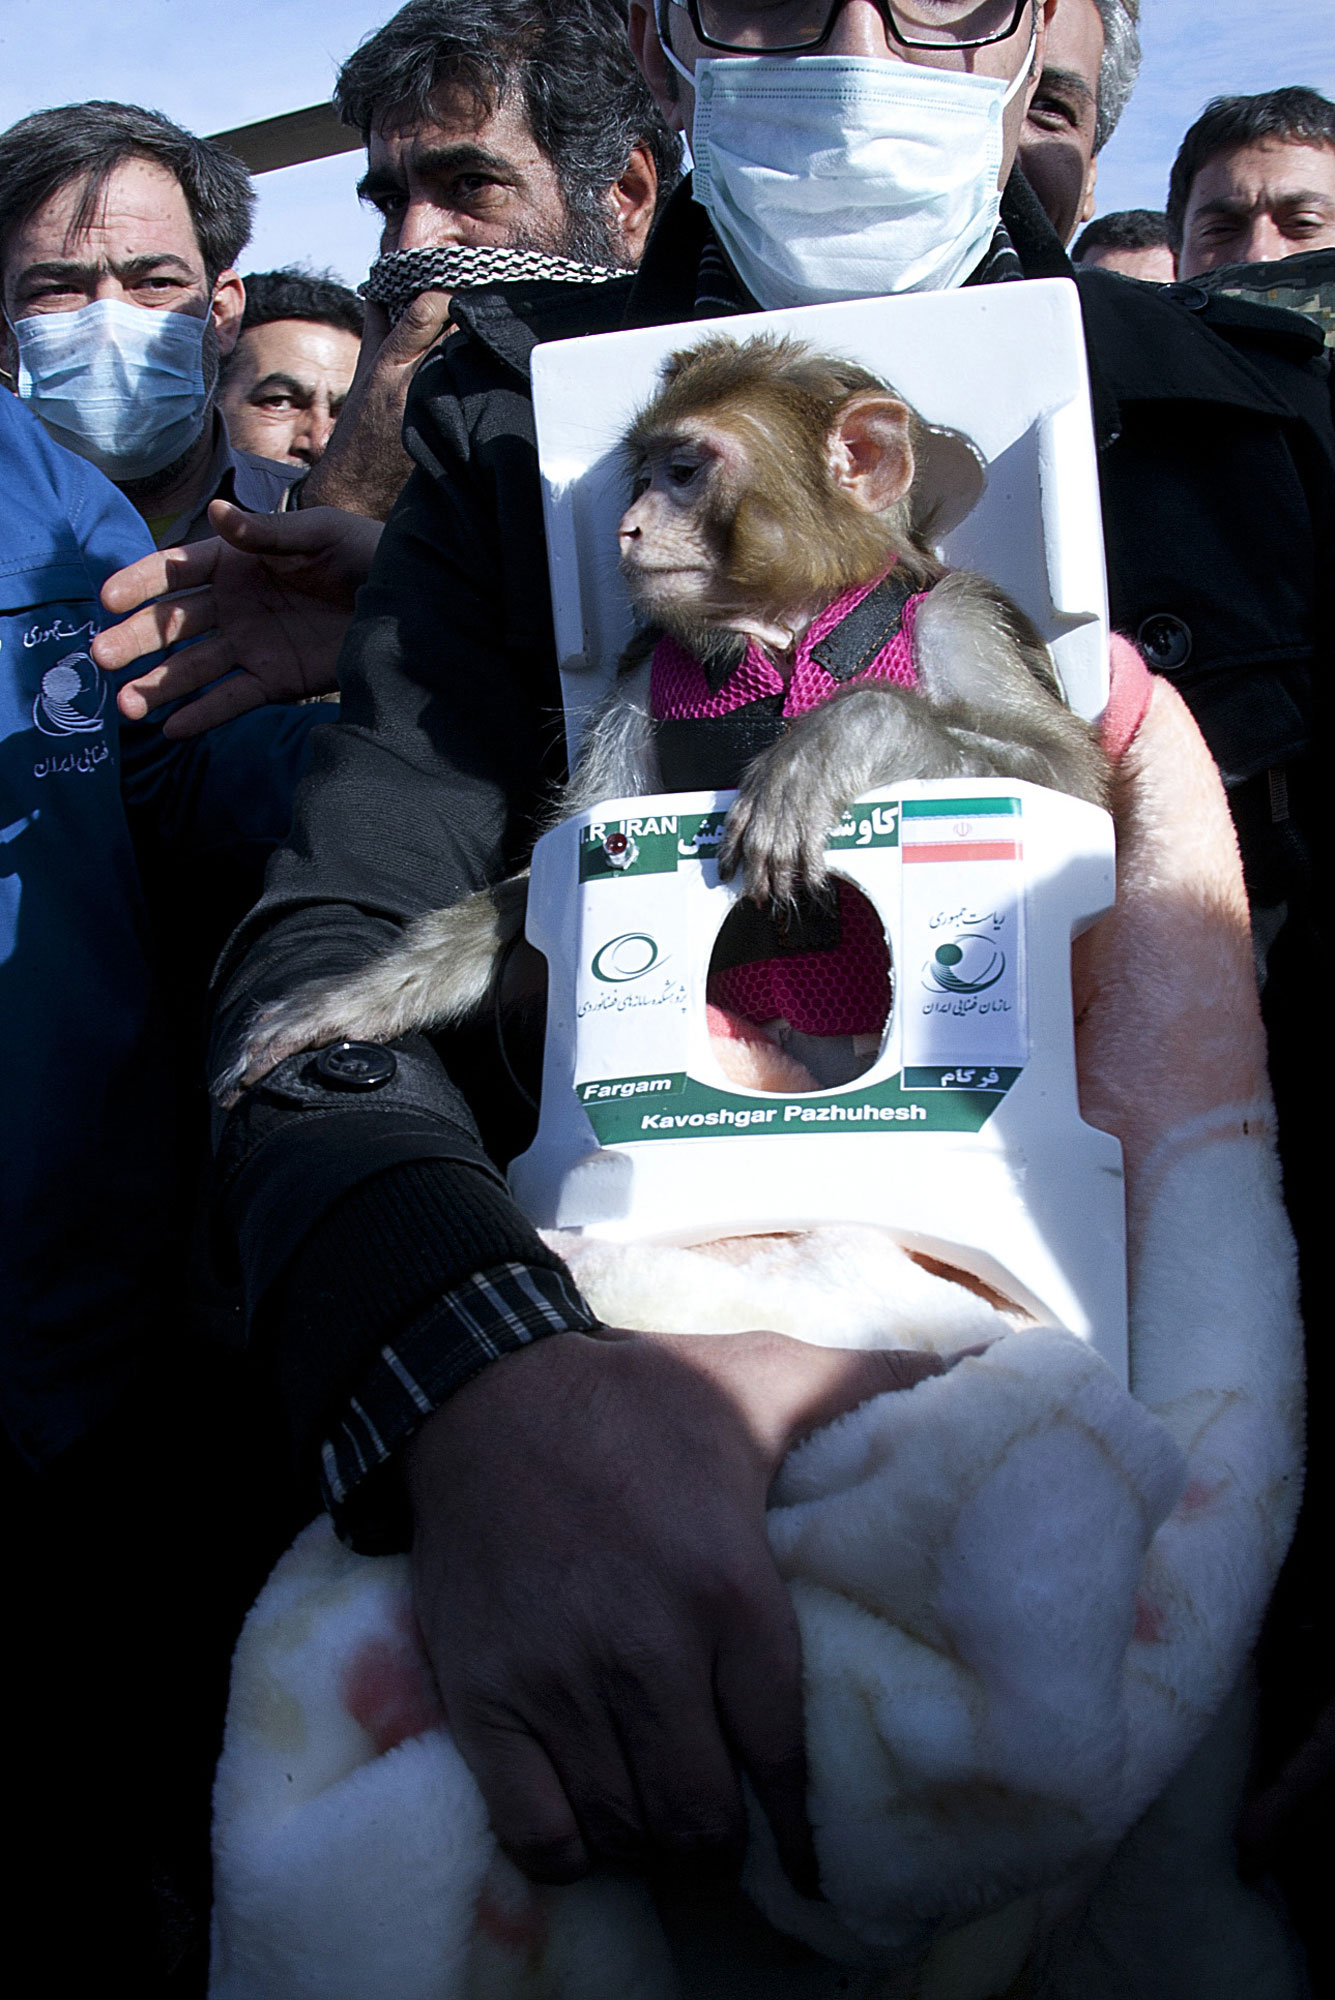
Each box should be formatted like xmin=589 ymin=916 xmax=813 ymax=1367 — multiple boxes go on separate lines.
xmin=658 ymin=0 xmax=1032 ymax=56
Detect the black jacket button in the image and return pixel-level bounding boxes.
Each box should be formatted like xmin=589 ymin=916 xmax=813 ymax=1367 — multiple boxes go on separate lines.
xmin=315 ymin=1041 xmax=398 ymax=1090
xmin=1137 ymin=613 xmax=1193 ymax=671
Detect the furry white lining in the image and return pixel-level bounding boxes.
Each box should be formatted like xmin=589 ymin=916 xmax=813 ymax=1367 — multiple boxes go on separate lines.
xmin=210 ymin=1123 xmax=1300 ymax=1998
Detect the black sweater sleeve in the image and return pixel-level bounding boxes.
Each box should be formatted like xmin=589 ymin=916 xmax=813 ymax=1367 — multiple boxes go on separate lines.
xmin=209 ymin=280 xmax=633 ymax=1468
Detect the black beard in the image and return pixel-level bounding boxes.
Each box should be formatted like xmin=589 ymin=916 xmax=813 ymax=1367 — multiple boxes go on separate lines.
xmin=472 ymin=199 xmax=626 ymax=271
xmin=553 ymin=191 xmax=627 ymax=271
xmin=361 ymin=191 xmax=632 ymax=328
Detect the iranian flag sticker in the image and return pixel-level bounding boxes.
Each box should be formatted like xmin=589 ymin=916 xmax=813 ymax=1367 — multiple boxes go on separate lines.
xmin=901 ymin=795 xmax=1023 ymax=864
xmin=900 ymin=797 xmax=1028 ymax=1078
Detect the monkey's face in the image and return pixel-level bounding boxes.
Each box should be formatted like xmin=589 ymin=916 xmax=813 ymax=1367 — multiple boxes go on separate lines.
xmin=618 ymin=337 xmax=925 ymax=660
xmin=619 ymin=421 xmax=738 ymax=634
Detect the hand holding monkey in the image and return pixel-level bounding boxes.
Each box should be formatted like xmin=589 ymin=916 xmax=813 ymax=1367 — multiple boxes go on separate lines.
xmin=208 ymin=338 xmax=1293 ymax=1953
xmin=216 ymin=335 xmax=1108 ymax=1100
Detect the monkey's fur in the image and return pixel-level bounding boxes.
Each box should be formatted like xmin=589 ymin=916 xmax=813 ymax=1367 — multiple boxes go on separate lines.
xmin=216 ymin=337 xmax=1108 ymax=1105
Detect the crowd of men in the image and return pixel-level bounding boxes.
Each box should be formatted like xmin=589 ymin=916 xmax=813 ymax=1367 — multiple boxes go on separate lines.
xmin=1 ymin=0 xmax=1331 ymax=1991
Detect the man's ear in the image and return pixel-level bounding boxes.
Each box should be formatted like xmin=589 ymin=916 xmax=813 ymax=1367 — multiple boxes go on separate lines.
xmin=828 ymin=394 xmax=915 ymax=514
xmin=1079 ymin=154 xmax=1099 ymax=230
xmin=0 ymin=272 xmax=20 ymax=381
xmin=211 ymin=269 xmax=245 ymax=357
xmin=628 ymin=1 xmax=684 ymax=131
xmin=605 ymin=145 xmax=659 ymax=264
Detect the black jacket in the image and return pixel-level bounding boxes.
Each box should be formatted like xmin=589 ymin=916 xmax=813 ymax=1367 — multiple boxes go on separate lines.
xmin=212 ymin=177 xmax=1332 ymax=1484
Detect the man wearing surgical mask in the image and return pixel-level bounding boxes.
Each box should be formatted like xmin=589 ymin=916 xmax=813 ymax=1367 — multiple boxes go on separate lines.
xmin=202 ymin=0 xmax=1329 ymax=1961
xmin=0 ymin=101 xmax=299 ymax=546
xmin=635 ymin=0 xmax=1049 ymax=303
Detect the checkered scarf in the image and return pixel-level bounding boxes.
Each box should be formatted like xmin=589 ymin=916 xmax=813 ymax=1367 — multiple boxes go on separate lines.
xmin=360 ymin=244 xmax=625 ymax=323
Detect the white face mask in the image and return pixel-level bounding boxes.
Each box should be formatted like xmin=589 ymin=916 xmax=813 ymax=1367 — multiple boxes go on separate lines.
xmin=15 ymin=297 xmax=210 ymax=481
xmin=672 ymin=37 xmax=1035 ymax=310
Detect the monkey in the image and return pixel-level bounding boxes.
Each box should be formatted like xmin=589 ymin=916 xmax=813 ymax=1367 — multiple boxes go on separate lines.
xmin=215 ymin=335 xmax=1108 ymax=1106
xmin=617 ymin=334 xmax=1107 ymax=902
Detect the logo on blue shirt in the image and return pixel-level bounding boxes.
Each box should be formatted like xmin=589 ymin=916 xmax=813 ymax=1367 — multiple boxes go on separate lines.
xmin=33 ymin=652 xmax=107 ymax=736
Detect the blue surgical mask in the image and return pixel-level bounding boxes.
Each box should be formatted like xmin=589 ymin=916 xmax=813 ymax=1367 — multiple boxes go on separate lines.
xmin=15 ymin=298 xmax=209 ymax=480
xmin=669 ymin=36 xmax=1035 ymax=310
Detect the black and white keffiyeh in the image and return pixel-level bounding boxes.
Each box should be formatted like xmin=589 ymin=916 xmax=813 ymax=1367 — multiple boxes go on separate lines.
xmin=361 ymin=244 xmax=626 ymax=323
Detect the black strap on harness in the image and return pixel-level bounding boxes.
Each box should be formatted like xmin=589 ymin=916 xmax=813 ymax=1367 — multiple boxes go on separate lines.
xmin=808 ymin=570 xmax=915 ymax=683
xmin=656 ymin=695 xmax=786 ymax=793
xmin=653 ymin=571 xmax=914 ymax=793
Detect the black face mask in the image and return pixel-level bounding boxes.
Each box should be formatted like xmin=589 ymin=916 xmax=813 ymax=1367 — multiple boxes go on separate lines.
xmin=360 ymin=244 xmax=625 ymax=324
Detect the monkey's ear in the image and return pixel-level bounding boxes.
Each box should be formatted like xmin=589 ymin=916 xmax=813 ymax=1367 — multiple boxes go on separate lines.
xmin=827 ymin=394 xmax=915 ymax=514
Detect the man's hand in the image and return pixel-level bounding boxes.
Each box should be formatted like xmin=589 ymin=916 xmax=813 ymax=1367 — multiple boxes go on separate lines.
xmin=300 ymin=293 xmax=454 ymax=520
xmin=405 ymin=1327 xmax=947 ymax=1890
xmin=406 ymin=685 xmax=1236 ymax=1901
xmin=92 ymin=499 xmax=382 ymax=738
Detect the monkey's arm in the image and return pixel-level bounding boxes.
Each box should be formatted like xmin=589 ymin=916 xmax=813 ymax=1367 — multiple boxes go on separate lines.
xmin=551 ymin=656 xmax=661 ymax=815
xmin=215 ymin=664 xmax=662 ymax=1100
xmin=720 ymin=573 xmax=1109 ymax=905
xmin=213 ymin=873 xmax=532 ymax=1104
xmin=910 ymin=574 xmax=1109 ymax=806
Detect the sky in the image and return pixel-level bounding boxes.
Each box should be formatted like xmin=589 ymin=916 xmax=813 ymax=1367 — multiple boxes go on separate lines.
xmin=0 ymin=0 xmax=1333 ymax=285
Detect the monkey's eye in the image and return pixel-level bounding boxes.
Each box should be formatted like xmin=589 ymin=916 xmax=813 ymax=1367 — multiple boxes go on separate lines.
xmin=665 ymin=456 xmax=703 ymax=489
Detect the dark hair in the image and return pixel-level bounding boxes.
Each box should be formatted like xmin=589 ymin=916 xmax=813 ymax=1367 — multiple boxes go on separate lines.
xmin=334 ymin=0 xmax=681 ymax=220
xmin=1167 ymin=87 xmax=1335 ymax=250
xmin=238 ymin=267 xmax=365 ymax=339
xmin=0 ymin=100 xmax=254 ymax=283
xmin=1072 ymin=208 xmax=1170 ymax=262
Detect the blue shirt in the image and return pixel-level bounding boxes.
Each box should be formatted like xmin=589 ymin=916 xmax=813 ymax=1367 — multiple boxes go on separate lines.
xmin=159 ymin=408 xmax=302 ymax=547
xmin=0 ymin=391 xmax=324 ymax=1462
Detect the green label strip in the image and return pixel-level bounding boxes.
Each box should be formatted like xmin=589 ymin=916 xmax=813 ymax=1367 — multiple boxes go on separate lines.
xmin=577 ymin=1068 xmax=1017 ymax=1144
xmin=901 ymin=796 xmax=1019 ymax=818
xmin=901 ymin=1066 xmax=1023 ymax=1092
xmin=577 ymin=799 xmax=915 ymax=881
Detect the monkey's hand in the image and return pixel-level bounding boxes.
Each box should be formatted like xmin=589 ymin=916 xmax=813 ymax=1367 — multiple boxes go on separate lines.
xmin=212 ymin=875 xmax=531 ymax=1107
xmin=720 ymin=683 xmax=953 ymax=905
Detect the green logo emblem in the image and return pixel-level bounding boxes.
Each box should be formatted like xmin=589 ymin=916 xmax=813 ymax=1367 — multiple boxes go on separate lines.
xmin=591 ymin=933 xmax=664 ymax=983
xmin=925 ymin=936 xmax=1006 ymax=995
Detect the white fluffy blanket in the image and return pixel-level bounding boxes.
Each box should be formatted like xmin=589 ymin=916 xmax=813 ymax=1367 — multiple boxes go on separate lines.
xmin=210 ymin=687 xmax=1302 ymax=1997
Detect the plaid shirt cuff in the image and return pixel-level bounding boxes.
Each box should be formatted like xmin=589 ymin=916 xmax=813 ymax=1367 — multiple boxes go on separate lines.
xmin=319 ymin=1260 xmax=600 ymax=1522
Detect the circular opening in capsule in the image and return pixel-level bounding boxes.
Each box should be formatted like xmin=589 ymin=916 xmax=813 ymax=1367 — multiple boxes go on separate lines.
xmin=705 ymin=877 xmax=892 ymax=1094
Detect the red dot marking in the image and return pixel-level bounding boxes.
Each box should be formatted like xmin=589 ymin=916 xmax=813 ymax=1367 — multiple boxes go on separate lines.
xmin=475 ymin=1880 xmax=548 ymax=1956
xmin=340 ymin=1605 xmax=443 ymax=1754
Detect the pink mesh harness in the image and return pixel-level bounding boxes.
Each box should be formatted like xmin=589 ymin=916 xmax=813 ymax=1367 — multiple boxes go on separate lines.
xmin=650 ymin=569 xmax=923 ymax=722
xmin=649 ymin=569 xmax=928 ymax=1038
xmin=713 ymin=878 xmax=893 ymax=1036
